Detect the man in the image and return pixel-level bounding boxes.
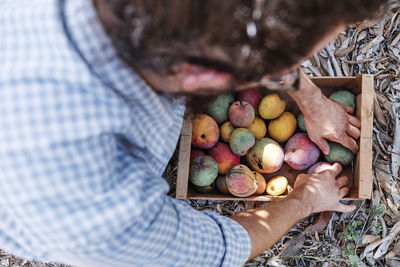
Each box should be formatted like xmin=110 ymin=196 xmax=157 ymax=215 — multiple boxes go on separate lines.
xmin=0 ymin=0 xmax=388 ymax=266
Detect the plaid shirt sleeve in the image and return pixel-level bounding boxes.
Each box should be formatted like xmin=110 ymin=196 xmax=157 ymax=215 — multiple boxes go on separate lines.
xmin=0 ymin=0 xmax=252 ymax=266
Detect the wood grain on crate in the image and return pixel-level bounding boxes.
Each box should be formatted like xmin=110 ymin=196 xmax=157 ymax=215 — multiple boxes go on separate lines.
xmin=176 ymin=111 xmax=193 ymax=199
xmin=176 ymin=75 xmax=374 ymax=201
xmin=356 ymin=74 xmax=374 ymax=199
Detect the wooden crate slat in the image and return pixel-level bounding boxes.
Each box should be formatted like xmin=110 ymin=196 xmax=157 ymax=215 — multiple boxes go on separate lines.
xmin=175 ymin=109 xmax=192 ymax=199
xmin=357 ymin=74 xmax=374 ymax=199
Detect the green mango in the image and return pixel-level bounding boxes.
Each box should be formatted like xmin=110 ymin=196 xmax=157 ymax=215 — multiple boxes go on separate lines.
xmin=324 ymin=142 xmax=354 ymax=166
xmin=329 ymin=90 xmax=356 ymax=110
xmin=192 ymin=182 xmax=215 ymax=194
xmin=229 ymin=128 xmax=255 ymax=156
xmin=297 ymin=113 xmax=307 ymax=132
xmin=189 ymin=155 xmax=218 ymax=186
xmin=206 ymin=94 xmax=235 ymax=124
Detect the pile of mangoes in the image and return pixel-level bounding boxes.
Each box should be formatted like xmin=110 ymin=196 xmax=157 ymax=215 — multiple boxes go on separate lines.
xmin=189 ymin=88 xmax=356 ymax=198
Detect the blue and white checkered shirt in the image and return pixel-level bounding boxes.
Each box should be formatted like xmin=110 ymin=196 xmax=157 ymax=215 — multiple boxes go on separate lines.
xmin=0 ymin=0 xmax=251 ymax=266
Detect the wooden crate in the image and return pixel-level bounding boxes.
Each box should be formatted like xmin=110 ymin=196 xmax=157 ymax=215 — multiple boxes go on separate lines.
xmin=176 ymin=75 xmax=374 ymax=201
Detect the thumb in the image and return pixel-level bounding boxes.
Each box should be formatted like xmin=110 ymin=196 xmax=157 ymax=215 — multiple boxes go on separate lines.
xmin=335 ymin=203 xmax=356 ymax=213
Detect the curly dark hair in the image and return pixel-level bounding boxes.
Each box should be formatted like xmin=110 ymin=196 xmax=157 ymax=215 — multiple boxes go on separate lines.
xmin=94 ymin=0 xmax=390 ymax=82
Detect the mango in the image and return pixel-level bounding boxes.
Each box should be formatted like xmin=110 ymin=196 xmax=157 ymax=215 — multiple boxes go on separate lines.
xmin=206 ymin=94 xmax=235 ymax=124
xmin=229 ymin=128 xmax=255 ymax=156
xmin=297 ymin=113 xmax=307 ymax=132
xmin=253 ymin=171 xmax=266 ymax=195
xmin=329 ymin=90 xmax=356 ymax=110
xmin=246 ymin=138 xmax=284 ymax=173
xmin=190 ymin=149 xmax=205 ymax=161
xmin=192 ymin=182 xmax=215 ymax=194
xmin=324 ymin=142 xmax=354 ymax=166
xmin=229 ymin=100 xmax=255 ymax=128
xmin=189 ymin=155 xmax=218 ymax=186
xmin=226 ymin=164 xmax=258 ymax=197
xmin=248 ymin=116 xmax=267 ymax=140
xmin=216 ymin=175 xmax=229 ymax=194
xmin=268 ymin=112 xmax=297 ymax=143
xmin=266 ymin=176 xmax=288 ymax=196
xmin=307 ymin=162 xmax=333 ymax=174
xmin=258 ymin=93 xmax=286 ymax=120
xmin=284 ymin=133 xmax=320 ymax=170
xmin=237 ymin=88 xmax=262 ymax=113
xmin=208 ymin=142 xmax=240 ymax=174
xmin=220 ymin=121 xmax=235 ymax=143
xmin=192 ymin=114 xmax=219 ymax=149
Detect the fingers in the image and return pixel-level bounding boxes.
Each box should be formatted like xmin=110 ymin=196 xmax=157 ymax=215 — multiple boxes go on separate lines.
xmin=346 ymin=124 xmax=360 ymax=140
xmin=311 ymin=136 xmax=330 ymax=155
xmin=335 ymin=203 xmax=356 ymax=213
xmin=339 ymin=185 xmax=349 ymax=196
xmin=339 ymin=114 xmax=360 ymax=153
xmin=348 ymin=114 xmax=361 ymax=128
xmin=322 ymin=162 xmax=342 ymax=177
xmin=337 ymin=114 xmax=360 ymax=153
xmin=340 ymin=136 xmax=359 ymax=153
xmin=335 ymin=187 xmax=356 ymax=213
xmin=336 ymin=175 xmax=349 ymax=188
xmin=341 ymin=103 xmax=354 ymax=114
xmin=331 ymin=176 xmax=353 ymax=212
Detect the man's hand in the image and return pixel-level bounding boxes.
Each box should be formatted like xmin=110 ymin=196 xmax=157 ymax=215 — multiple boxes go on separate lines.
xmin=290 ymin=163 xmax=356 ymax=214
xmin=303 ymin=94 xmax=361 ymax=155
xmin=288 ymin=69 xmax=361 ymax=155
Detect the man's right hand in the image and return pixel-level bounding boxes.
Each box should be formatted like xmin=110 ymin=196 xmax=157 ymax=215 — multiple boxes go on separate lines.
xmin=290 ymin=163 xmax=356 ymax=214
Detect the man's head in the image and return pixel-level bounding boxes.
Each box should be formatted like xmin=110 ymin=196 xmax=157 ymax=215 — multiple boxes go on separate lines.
xmin=95 ymin=0 xmax=389 ymax=94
